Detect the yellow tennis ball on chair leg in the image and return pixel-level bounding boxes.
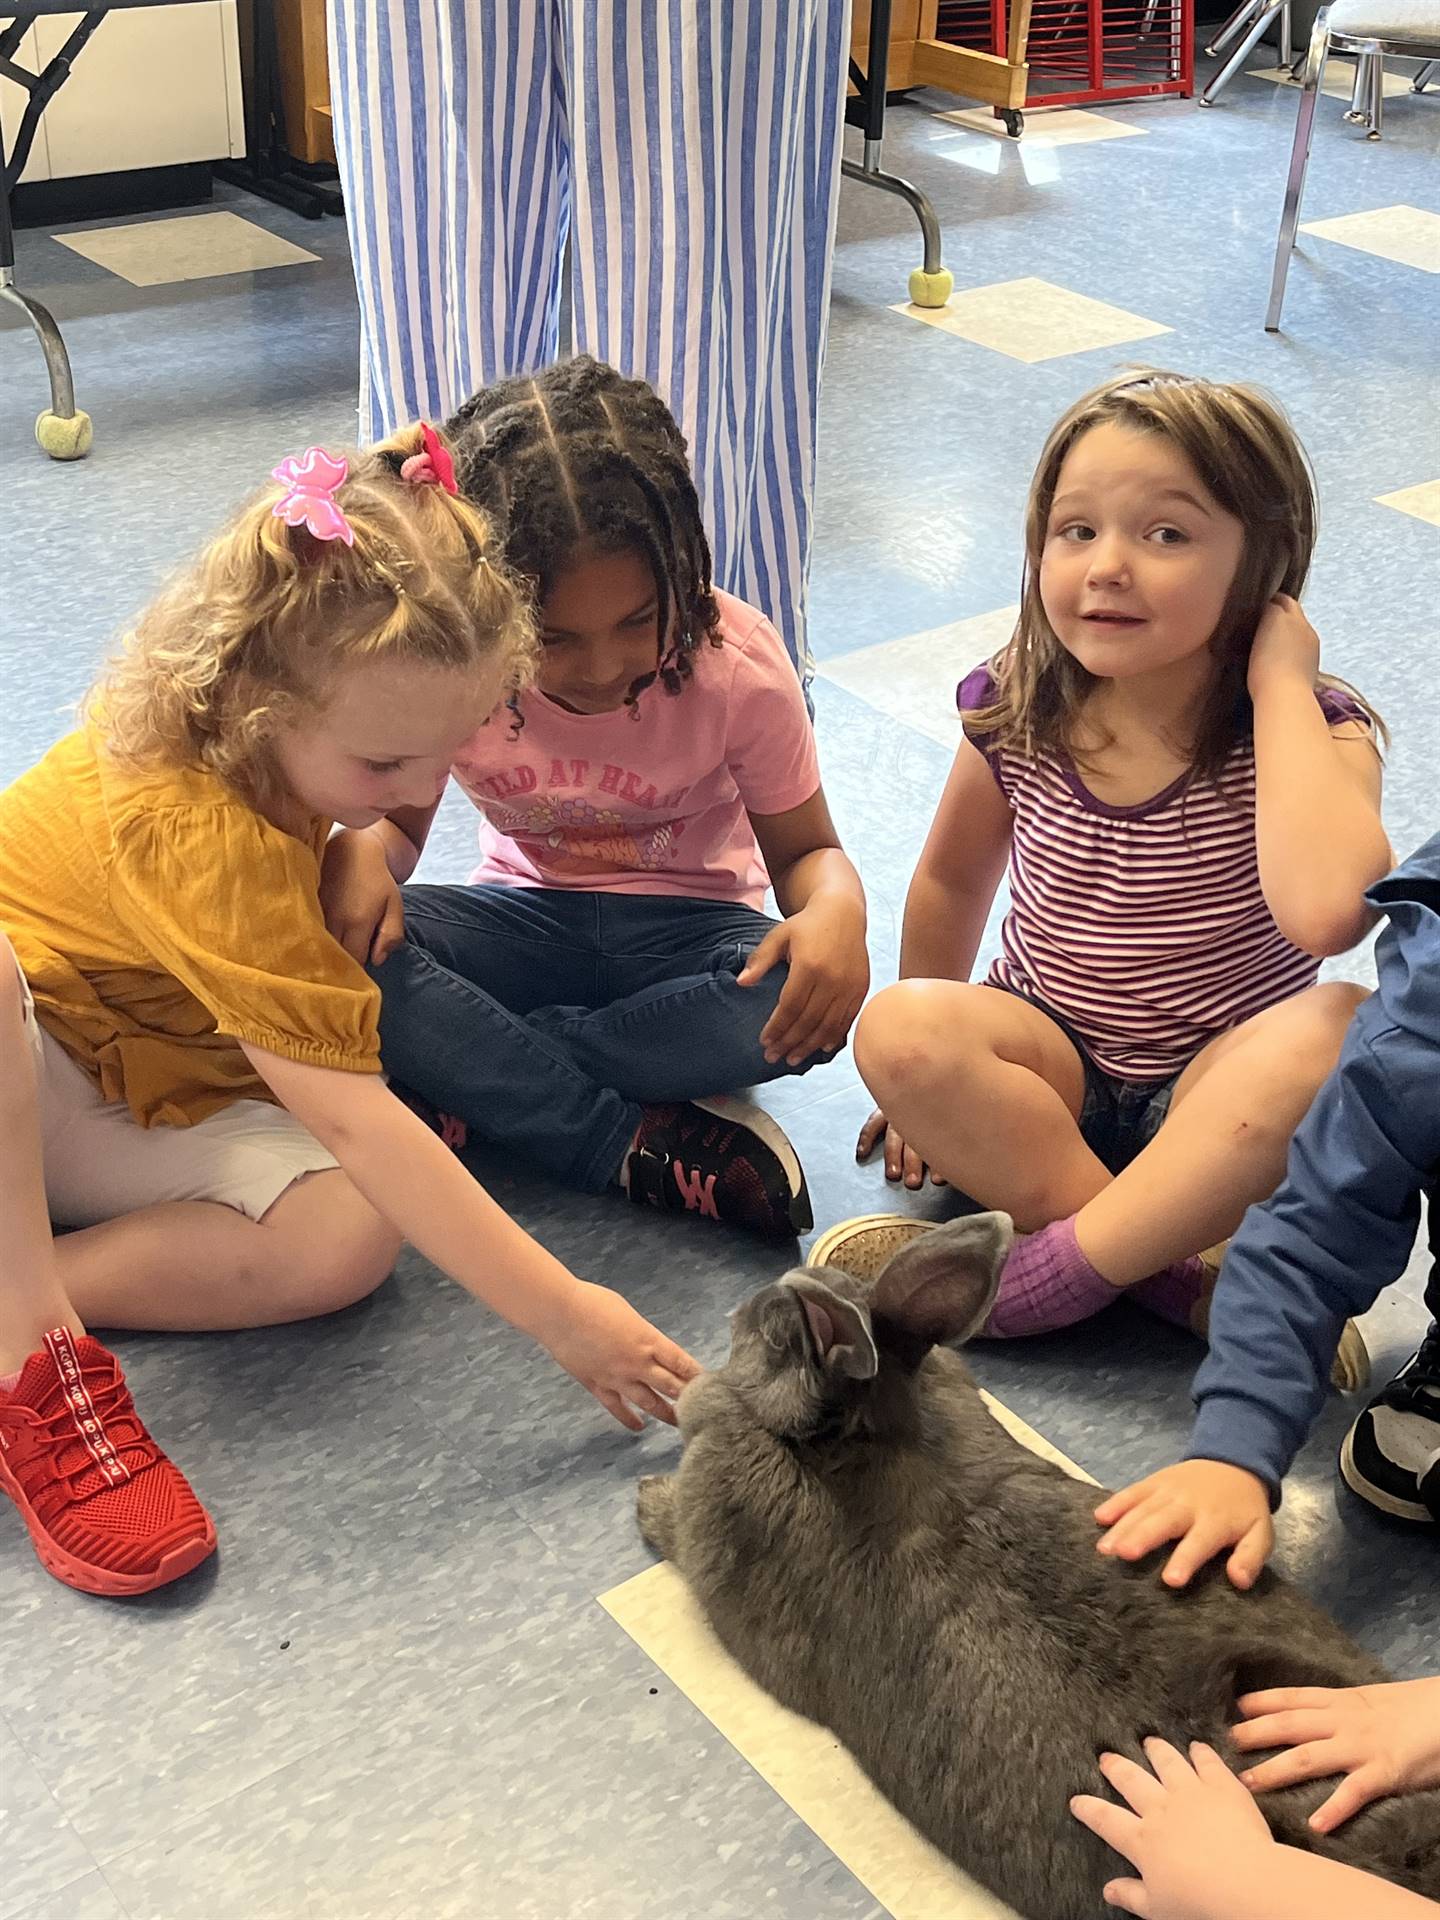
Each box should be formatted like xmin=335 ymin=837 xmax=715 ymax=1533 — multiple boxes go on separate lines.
xmin=35 ymin=409 xmax=94 ymax=460
xmin=908 ymin=267 xmax=954 ymax=309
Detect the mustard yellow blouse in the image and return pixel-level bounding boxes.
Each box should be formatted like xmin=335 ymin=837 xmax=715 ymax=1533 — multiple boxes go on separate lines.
xmin=0 ymin=725 xmax=381 ymax=1128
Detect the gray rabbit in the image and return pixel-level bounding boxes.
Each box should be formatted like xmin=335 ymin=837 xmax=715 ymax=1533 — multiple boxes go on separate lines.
xmin=636 ymin=1214 xmax=1440 ymax=1919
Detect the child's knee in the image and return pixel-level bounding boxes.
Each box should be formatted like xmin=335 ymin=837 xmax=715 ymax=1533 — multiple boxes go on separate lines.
xmin=855 ymin=980 xmax=962 ymax=1099
xmin=264 ymin=1180 xmax=400 ymax=1318
xmin=1282 ymin=980 xmax=1369 ymax=1086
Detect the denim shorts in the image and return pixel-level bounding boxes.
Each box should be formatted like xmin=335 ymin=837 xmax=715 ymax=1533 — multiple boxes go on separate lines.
xmin=999 ymin=986 xmax=1184 ymax=1176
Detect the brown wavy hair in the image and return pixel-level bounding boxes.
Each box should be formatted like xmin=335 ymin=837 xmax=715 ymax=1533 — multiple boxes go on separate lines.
xmin=89 ymin=423 xmax=537 ymax=809
xmin=966 ymin=369 xmax=1383 ymax=781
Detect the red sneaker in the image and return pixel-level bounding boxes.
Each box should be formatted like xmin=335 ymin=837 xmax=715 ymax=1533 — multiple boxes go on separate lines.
xmin=0 ymin=1328 xmax=215 ymax=1596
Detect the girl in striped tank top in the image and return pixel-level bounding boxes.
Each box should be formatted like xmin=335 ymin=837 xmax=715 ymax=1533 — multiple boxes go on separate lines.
xmin=843 ymin=370 xmax=1392 ymax=1343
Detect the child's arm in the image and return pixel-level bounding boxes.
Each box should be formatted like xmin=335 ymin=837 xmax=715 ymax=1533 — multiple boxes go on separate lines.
xmin=1095 ymin=985 xmax=1437 ymax=1587
xmin=1249 ymin=595 xmax=1391 ymax=956
xmin=1232 ymin=1678 xmax=1440 ymax=1832
xmin=1070 ymin=1739 xmax=1438 ymax=1920
xmin=242 ymin=1045 xmax=701 ymax=1428
xmin=320 ymin=803 xmax=442 ymax=965
xmin=743 ymin=791 xmax=869 ymax=1067
xmin=854 ymin=736 xmax=1013 ymax=1180
xmin=898 ymin=735 xmax=1014 ymax=982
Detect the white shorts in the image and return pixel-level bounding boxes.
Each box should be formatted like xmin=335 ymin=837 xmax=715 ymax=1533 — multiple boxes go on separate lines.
xmin=19 ymin=972 xmax=339 ymax=1229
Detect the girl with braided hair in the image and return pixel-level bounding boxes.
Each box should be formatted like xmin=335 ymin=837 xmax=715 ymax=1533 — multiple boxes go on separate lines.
xmin=321 ymin=360 xmax=869 ymax=1240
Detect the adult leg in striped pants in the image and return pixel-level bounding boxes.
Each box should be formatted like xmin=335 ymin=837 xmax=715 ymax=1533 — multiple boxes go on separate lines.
xmin=326 ymin=0 xmax=851 ymax=684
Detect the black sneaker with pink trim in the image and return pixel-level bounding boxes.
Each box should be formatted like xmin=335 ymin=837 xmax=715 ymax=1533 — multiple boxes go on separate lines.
xmin=623 ymin=1097 xmax=811 ymax=1240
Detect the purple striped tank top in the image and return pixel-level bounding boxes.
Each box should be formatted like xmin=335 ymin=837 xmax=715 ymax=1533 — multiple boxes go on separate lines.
xmin=958 ymin=662 xmax=1368 ymax=1080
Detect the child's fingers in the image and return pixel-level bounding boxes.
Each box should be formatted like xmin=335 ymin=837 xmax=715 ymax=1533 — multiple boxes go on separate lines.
xmin=1099 ymin=1751 xmax=1168 ymax=1814
xmin=1068 ymin=1794 xmax=1143 ymax=1862
xmin=1094 ymin=1483 xmax=1148 ymax=1527
xmin=1189 ymin=1743 xmax=1234 ymax=1785
xmin=1224 ymin=1518 xmax=1273 ymax=1590
xmin=334 ymin=918 xmax=374 ymax=965
xmin=857 ymin=1110 xmax=888 ymax=1160
xmin=370 ymin=893 xmax=407 ymax=966
xmin=591 ymin=1385 xmax=645 ymax=1433
xmin=1161 ymin=1517 xmax=1241 ymax=1588
xmin=738 ymin=927 xmax=789 ymax=986
xmin=1231 ymin=1710 xmax=1330 ymax=1754
xmin=628 ymin=1383 xmax=679 ymax=1426
xmin=1096 ymin=1498 xmax=1187 ymax=1563
xmin=765 ymin=979 xmax=827 ymax=1062
xmin=1141 ymin=1738 xmax=1195 ymax=1788
xmin=1237 ymin=1687 xmax=1337 ymax=1717
xmin=758 ymin=969 xmax=814 ymax=1049
xmin=1101 ymin=1878 xmax=1152 ymax=1917
xmin=902 ymin=1144 xmax=927 ymax=1190
xmin=652 ymin=1343 xmax=703 ymax=1388
xmin=1308 ymin=1762 xmax=1389 ymax=1833
xmin=1239 ymin=1739 xmax=1343 ymax=1794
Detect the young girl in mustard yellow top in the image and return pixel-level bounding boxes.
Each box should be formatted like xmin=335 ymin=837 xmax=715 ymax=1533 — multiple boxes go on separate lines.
xmin=0 ymin=429 xmax=699 ymax=1599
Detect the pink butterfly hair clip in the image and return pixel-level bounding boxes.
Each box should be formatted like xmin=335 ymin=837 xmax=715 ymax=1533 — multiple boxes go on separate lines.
xmin=271 ymin=447 xmax=354 ymax=546
xmin=400 ymin=422 xmax=458 ymax=496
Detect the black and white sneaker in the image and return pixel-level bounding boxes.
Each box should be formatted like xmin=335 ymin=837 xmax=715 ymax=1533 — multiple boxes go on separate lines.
xmin=1340 ymin=1323 xmax=1440 ymax=1524
xmin=623 ymin=1096 xmax=812 ymax=1240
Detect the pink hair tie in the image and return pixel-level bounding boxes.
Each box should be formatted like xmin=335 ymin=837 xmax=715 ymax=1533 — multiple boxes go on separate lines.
xmin=271 ymin=447 xmax=354 ymax=546
xmin=399 ymin=422 xmax=459 ymax=496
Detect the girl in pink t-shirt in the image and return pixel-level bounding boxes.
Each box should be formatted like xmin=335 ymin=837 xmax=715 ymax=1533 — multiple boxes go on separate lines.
xmin=322 ymin=358 xmax=868 ymax=1239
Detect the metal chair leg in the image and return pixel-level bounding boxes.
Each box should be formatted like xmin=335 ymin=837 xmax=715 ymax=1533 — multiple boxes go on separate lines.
xmin=1367 ymin=48 xmax=1385 ymax=134
xmin=1205 ymin=0 xmax=1261 ymax=58
xmin=1201 ymin=0 xmax=1290 ymax=102
xmin=1266 ymin=8 xmax=1332 ymax=330
xmin=1343 ymin=48 xmax=1371 ymax=120
xmin=1278 ymin=0 xmax=1292 ymax=67
xmin=1414 ymin=57 xmax=1437 ymax=88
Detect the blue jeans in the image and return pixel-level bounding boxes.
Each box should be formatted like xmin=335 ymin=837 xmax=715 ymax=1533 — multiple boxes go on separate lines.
xmin=371 ymin=886 xmax=825 ymax=1192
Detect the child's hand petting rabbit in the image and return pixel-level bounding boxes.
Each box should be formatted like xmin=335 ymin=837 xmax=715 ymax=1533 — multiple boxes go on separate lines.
xmin=1233 ymin=1678 xmax=1440 ymax=1834
xmin=1094 ymin=1458 xmax=1275 ymax=1590
xmin=1070 ymin=1738 xmax=1276 ymax=1920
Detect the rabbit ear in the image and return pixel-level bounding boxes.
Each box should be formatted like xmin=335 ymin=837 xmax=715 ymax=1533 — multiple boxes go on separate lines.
xmin=785 ymin=1275 xmax=879 ymax=1381
xmin=871 ymin=1213 xmax=1014 ymax=1360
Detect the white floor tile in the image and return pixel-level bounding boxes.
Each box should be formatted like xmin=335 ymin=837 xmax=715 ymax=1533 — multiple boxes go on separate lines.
xmin=1248 ymin=57 xmax=1417 ymax=102
xmin=892 ymin=276 xmax=1172 ymax=362
xmin=938 ymin=105 xmax=1148 ymax=144
xmin=1299 ymin=204 xmax=1440 ymax=272
xmin=820 ymin=608 xmax=1021 ymax=748
xmin=1375 ymin=478 xmax=1440 ymax=525
xmin=54 ymin=212 xmax=319 ymax=287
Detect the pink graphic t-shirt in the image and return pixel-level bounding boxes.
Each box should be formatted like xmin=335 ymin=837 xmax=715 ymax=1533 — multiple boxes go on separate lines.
xmin=450 ymin=592 xmax=820 ymax=909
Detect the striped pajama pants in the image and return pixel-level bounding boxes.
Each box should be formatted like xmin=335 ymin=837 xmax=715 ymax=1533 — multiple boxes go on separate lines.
xmin=325 ymin=0 xmax=852 ymax=682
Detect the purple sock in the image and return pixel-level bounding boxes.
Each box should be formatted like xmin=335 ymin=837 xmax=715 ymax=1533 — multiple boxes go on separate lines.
xmin=980 ymin=1217 xmax=1123 ymax=1339
xmin=1130 ymin=1256 xmax=1209 ymax=1331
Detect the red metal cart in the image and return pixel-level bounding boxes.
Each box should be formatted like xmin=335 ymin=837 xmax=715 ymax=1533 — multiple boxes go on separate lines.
xmin=935 ymin=0 xmax=1194 ymax=115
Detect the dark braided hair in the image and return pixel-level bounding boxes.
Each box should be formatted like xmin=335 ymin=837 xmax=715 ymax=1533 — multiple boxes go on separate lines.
xmin=445 ymin=357 xmax=722 ymax=714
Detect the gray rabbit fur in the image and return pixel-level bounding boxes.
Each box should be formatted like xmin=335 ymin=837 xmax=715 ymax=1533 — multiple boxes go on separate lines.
xmin=636 ymin=1214 xmax=1440 ymax=1919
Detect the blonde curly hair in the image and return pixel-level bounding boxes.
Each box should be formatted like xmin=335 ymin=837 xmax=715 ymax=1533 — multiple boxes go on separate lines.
xmin=89 ymin=422 xmax=537 ymax=808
